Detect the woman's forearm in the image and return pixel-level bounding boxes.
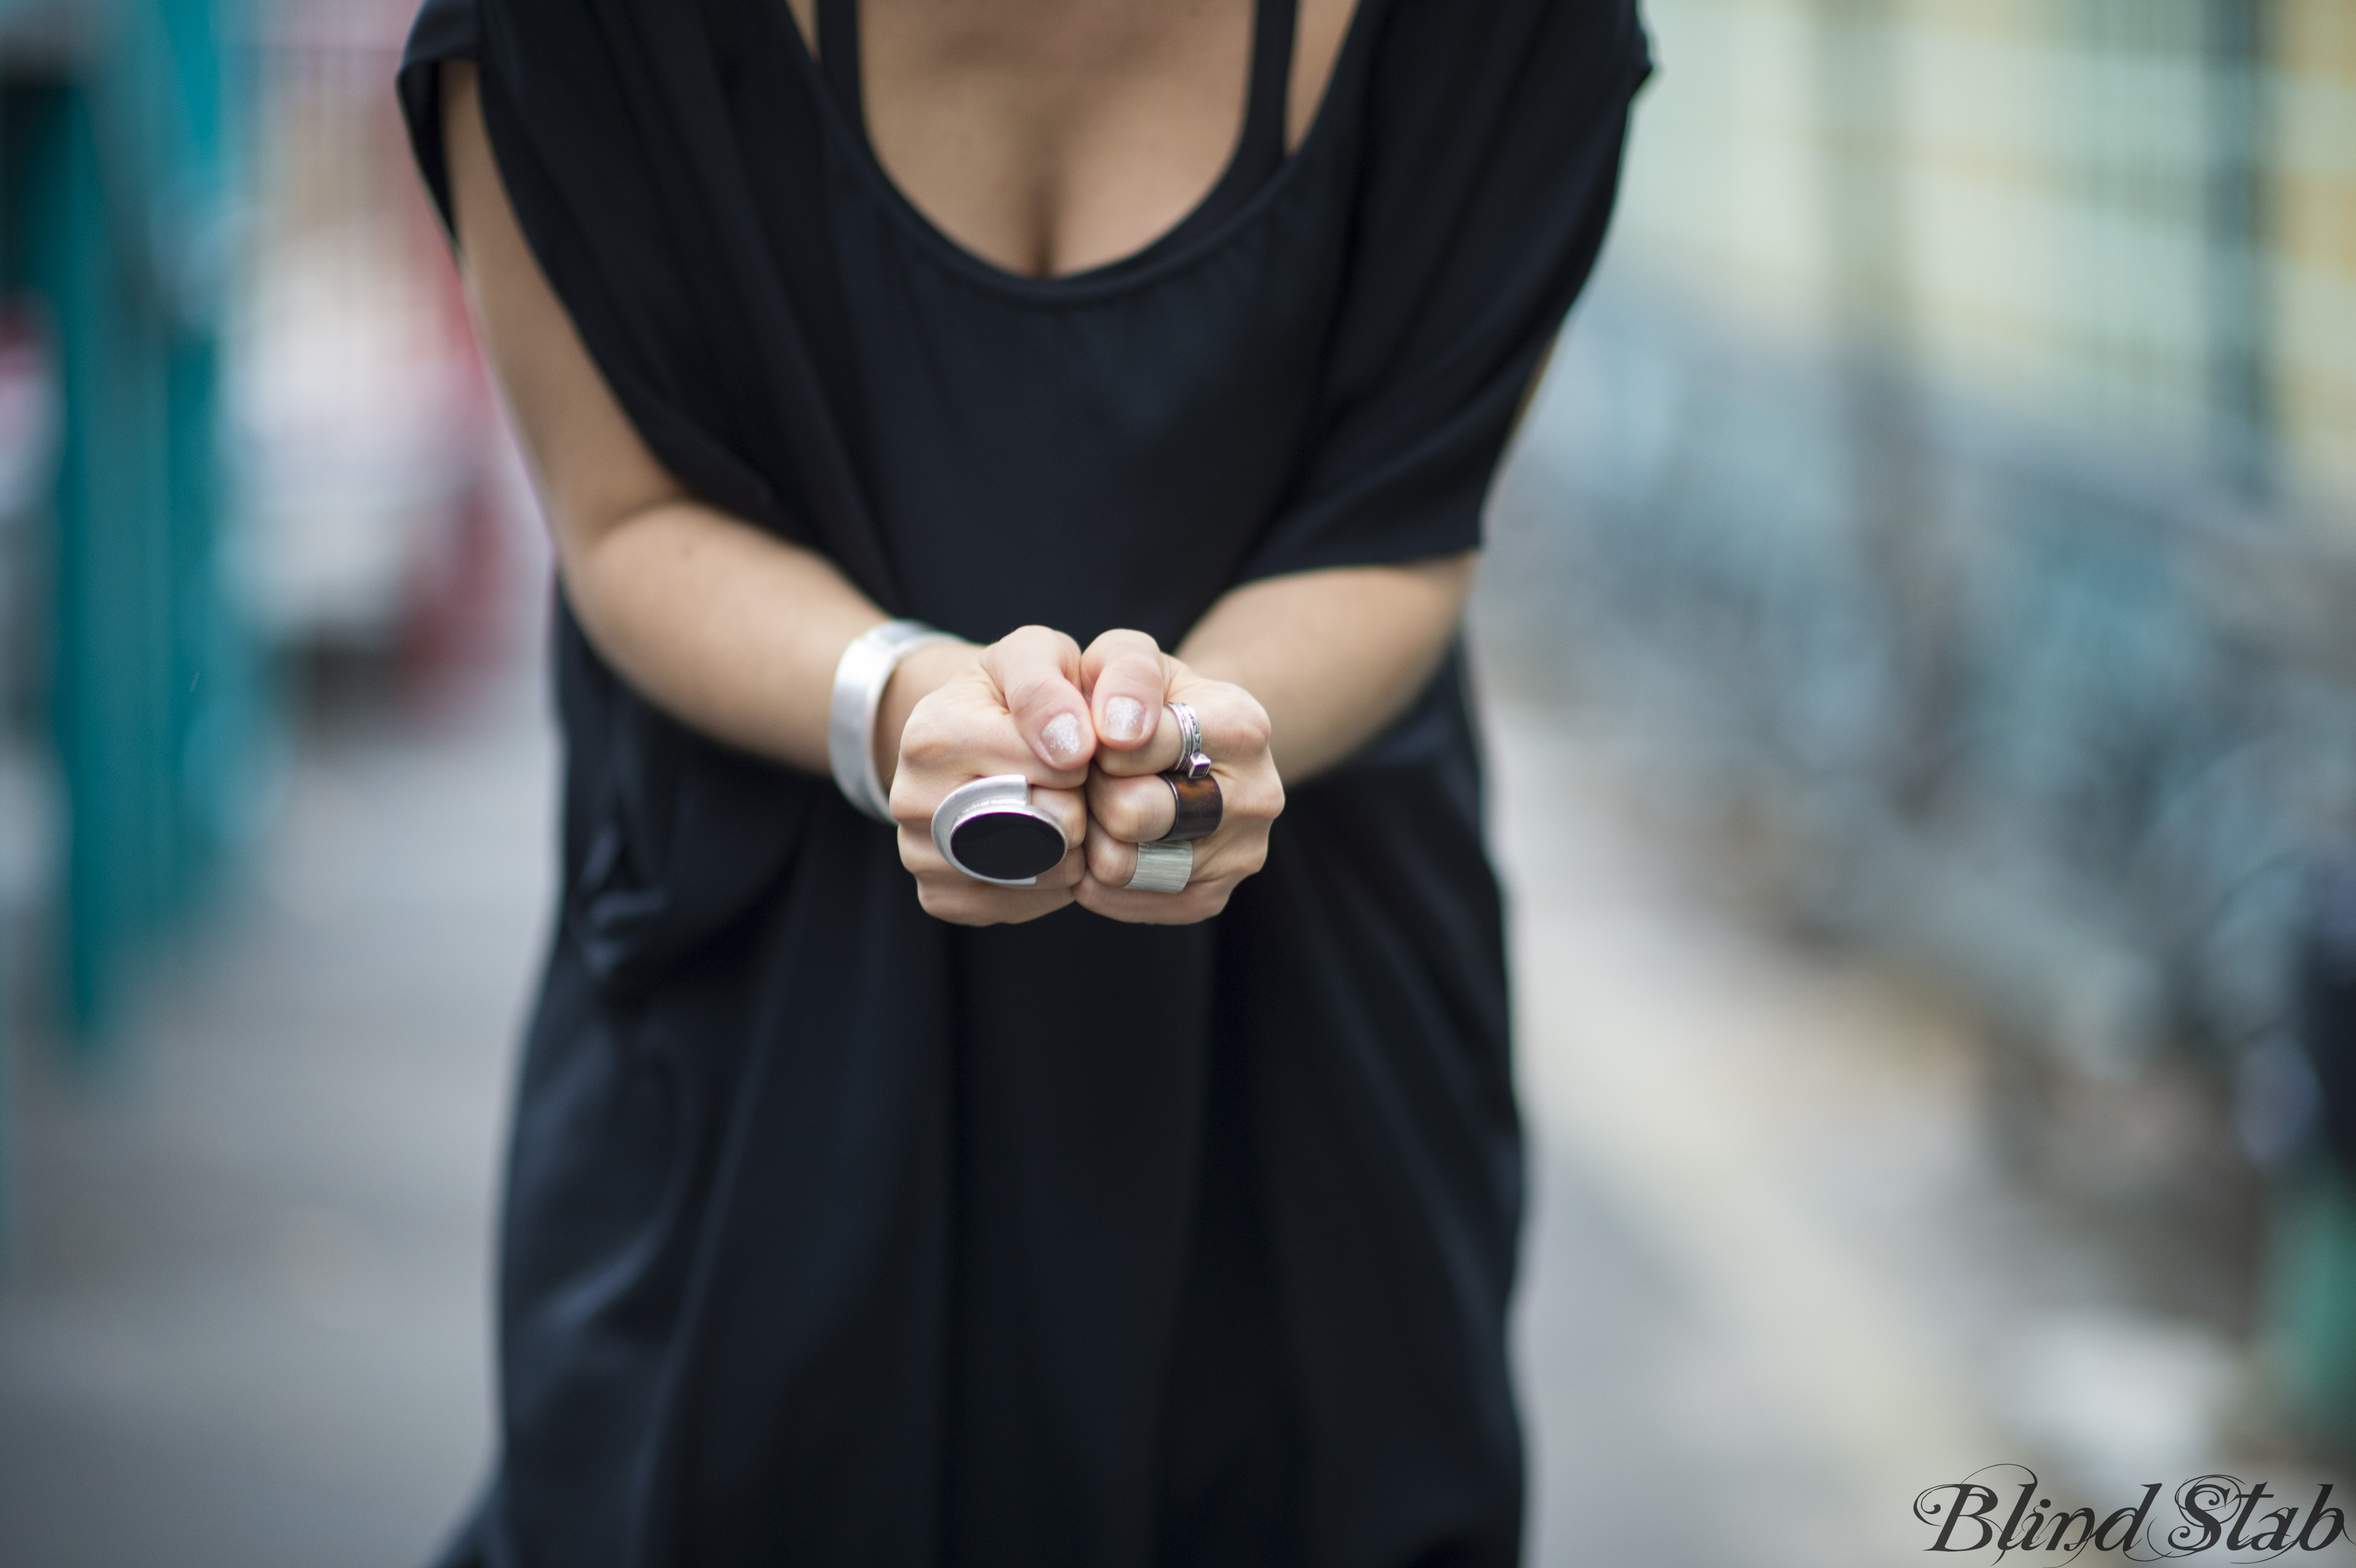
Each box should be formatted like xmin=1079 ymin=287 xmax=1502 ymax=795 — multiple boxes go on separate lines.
xmin=1177 ymin=554 xmax=1477 ymax=784
xmin=560 ymin=500 xmax=970 ymax=776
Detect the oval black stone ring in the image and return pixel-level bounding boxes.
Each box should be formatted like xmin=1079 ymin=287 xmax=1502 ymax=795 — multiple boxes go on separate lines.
xmin=930 ymin=774 xmax=1070 ymax=886
xmin=1160 ymin=772 xmax=1223 ymax=841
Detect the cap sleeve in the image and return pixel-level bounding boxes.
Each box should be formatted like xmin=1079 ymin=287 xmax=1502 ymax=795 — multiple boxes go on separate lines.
xmin=1243 ymin=0 xmax=1650 ymax=582
xmin=393 ymin=0 xmax=852 ymax=565
xmin=397 ymin=0 xmax=481 ymax=234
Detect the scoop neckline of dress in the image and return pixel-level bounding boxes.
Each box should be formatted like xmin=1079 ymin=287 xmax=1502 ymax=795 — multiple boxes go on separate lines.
xmin=782 ymin=0 xmax=1378 ymax=305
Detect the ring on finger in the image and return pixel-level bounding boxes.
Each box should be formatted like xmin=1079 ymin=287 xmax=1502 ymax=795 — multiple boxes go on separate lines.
xmin=930 ymin=774 xmax=1070 ymax=886
xmin=1166 ymin=702 xmax=1212 ymax=780
xmin=1125 ymin=838 xmax=1193 ymax=894
xmin=1160 ymin=772 xmax=1222 ymax=840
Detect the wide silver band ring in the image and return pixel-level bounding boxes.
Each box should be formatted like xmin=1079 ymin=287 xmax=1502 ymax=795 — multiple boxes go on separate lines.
xmin=930 ymin=774 xmax=1069 ymax=886
xmin=1165 ymin=702 xmax=1212 ymax=780
xmin=1125 ymin=838 xmax=1193 ymax=894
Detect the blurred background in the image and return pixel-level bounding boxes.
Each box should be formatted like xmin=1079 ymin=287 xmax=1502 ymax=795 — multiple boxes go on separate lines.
xmin=0 ymin=0 xmax=2351 ymax=1564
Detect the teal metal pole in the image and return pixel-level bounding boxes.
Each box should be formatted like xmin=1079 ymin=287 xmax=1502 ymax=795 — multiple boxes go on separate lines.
xmin=22 ymin=82 xmax=177 ymax=1041
xmin=2 ymin=0 xmax=248 ymax=1045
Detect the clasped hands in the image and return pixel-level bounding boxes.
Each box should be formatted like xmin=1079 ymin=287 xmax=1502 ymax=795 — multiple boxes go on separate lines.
xmin=886 ymin=626 xmax=1283 ymax=926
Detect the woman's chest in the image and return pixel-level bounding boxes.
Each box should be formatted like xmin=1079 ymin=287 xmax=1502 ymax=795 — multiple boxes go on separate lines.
xmin=782 ymin=0 xmax=1358 ymax=280
xmin=819 ymin=189 xmax=1355 ymax=644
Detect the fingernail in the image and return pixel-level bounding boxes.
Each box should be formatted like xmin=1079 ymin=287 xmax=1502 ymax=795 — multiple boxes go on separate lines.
xmin=1042 ymin=712 xmax=1084 ymax=761
xmin=1104 ymin=697 xmax=1145 ymax=742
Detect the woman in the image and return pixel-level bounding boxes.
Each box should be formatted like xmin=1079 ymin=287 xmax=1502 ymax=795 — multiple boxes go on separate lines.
xmin=399 ymin=0 xmax=1645 ymax=1562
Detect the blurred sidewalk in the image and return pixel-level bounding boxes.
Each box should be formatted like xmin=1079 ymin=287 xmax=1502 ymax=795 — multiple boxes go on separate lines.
xmin=1498 ymin=693 xmax=2019 ymax=1567
xmin=0 ymin=658 xmax=549 ymax=1568
xmin=0 ymin=635 xmax=2349 ymax=1567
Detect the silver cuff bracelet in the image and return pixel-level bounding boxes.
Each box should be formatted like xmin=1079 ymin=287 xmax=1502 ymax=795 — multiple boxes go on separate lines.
xmin=829 ymin=619 xmax=958 ymax=822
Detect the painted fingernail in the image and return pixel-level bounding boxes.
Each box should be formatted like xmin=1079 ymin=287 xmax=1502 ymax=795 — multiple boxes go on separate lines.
xmin=1042 ymin=712 xmax=1084 ymax=761
xmin=1104 ymin=697 xmax=1146 ymax=742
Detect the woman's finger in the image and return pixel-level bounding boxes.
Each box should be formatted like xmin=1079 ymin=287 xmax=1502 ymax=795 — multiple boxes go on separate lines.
xmin=1082 ymin=816 xmax=1140 ymax=888
xmin=1081 ymin=817 xmax=1196 ymax=899
xmin=1078 ymin=821 xmax=1233 ymax=924
xmin=1092 ymin=698 xmax=1192 ymax=778
xmin=1085 ymin=770 xmax=1179 ymax=845
xmin=1027 ymin=783 xmax=1091 ymax=866
xmin=914 ymin=877 xmax=1078 ymax=926
xmin=1091 ymin=720 xmax=1180 ymax=777
xmin=982 ymin=626 xmax=1094 ymax=771
xmin=1095 ymin=675 xmax=1273 ymax=782
xmin=1081 ymin=808 xmax=1260 ymax=895
xmin=1079 ymin=630 xmax=1170 ymax=754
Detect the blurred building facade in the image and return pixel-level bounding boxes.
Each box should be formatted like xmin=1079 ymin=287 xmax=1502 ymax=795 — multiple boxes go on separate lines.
xmin=229 ymin=0 xmax=510 ymax=671
xmin=1514 ymin=0 xmax=2356 ymax=1448
xmin=0 ymin=0 xmax=508 ymax=1258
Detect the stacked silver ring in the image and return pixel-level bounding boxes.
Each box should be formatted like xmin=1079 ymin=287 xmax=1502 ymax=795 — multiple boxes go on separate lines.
xmin=1167 ymin=702 xmax=1211 ymax=780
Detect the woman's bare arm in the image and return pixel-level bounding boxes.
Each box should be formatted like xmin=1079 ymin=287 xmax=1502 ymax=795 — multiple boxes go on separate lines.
xmin=1177 ymin=555 xmax=1475 ymax=784
xmin=441 ymin=61 xmax=971 ymax=777
xmin=1156 ymin=322 xmax=1549 ymax=788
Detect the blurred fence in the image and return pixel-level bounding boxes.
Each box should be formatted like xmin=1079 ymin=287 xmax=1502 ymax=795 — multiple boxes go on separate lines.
xmin=1504 ymin=0 xmax=2356 ymax=1445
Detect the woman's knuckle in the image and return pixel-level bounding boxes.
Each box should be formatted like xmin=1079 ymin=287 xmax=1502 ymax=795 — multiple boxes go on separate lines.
xmin=900 ymin=723 xmax=953 ymax=769
xmin=1010 ymin=625 xmax=1079 ymax=663
xmin=921 ymin=879 xmax=998 ymax=927
xmin=1003 ymin=669 xmax=1060 ymax=714
xmin=1235 ymin=705 xmax=1273 ymax=755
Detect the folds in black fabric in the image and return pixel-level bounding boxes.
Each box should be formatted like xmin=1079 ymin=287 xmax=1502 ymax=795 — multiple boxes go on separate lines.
xmin=552 ymin=605 xmax=814 ymax=1001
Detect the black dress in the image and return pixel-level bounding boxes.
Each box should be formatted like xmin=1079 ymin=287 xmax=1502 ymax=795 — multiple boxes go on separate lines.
xmin=397 ymin=1 xmax=1646 ymax=1563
